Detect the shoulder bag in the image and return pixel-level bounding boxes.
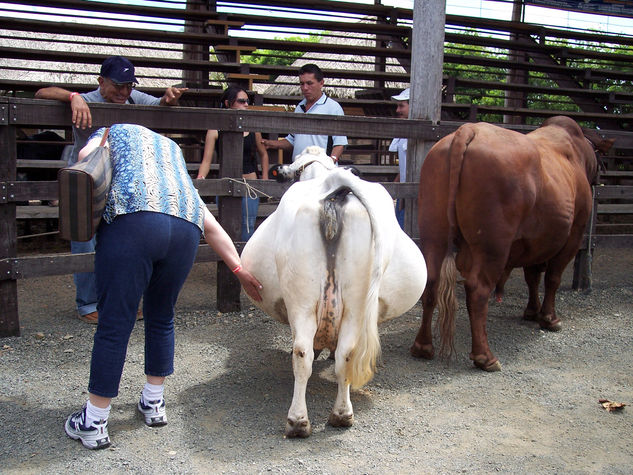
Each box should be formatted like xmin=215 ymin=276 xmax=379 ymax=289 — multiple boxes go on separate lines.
xmin=58 ymin=128 xmax=112 ymax=241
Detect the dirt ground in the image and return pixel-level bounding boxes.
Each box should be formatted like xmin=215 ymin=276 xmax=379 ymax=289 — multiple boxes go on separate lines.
xmin=1 ymin=246 xmax=632 ymax=474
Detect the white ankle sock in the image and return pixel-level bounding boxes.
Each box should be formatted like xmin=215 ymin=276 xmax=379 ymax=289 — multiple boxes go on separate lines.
xmin=85 ymin=400 xmax=110 ymax=427
xmin=142 ymin=382 xmax=164 ymax=403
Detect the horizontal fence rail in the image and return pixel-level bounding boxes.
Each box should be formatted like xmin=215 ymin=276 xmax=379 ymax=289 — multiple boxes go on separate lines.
xmin=0 ymin=97 xmax=448 ymax=337
xmin=2 ymin=98 xmax=633 ymax=336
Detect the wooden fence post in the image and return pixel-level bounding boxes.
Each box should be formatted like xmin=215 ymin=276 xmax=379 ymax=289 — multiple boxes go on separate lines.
xmin=406 ymin=0 xmax=446 ymax=237
xmin=216 ymin=131 xmax=243 ymax=312
xmin=0 ymin=108 xmax=20 ymax=337
xmin=572 ymin=186 xmax=597 ymax=291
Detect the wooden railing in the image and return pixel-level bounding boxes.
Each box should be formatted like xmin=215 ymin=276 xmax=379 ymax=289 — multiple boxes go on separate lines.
xmin=0 ymin=97 xmax=440 ymax=337
xmin=1 ymin=0 xmax=633 ymax=126
xmin=2 ymin=97 xmax=632 ymax=338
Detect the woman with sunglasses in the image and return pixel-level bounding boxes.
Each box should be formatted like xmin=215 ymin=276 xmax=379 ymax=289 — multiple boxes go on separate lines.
xmin=197 ymin=85 xmax=270 ymax=241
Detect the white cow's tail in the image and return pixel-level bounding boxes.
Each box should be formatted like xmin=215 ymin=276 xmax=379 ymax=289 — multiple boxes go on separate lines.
xmin=321 ymin=170 xmax=390 ymax=389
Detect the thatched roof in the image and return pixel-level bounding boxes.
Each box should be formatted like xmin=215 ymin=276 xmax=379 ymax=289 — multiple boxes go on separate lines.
xmin=0 ymin=29 xmax=181 ymax=88
xmin=255 ymin=31 xmax=408 ymax=99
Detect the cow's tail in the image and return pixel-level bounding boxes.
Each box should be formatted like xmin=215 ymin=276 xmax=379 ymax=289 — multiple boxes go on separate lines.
xmin=437 ymin=254 xmax=458 ymax=358
xmin=437 ymin=124 xmax=476 ymax=359
xmin=321 ymin=171 xmax=386 ymax=389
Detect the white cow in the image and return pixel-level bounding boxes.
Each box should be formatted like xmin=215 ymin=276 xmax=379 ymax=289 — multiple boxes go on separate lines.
xmin=241 ymin=146 xmax=427 ymax=438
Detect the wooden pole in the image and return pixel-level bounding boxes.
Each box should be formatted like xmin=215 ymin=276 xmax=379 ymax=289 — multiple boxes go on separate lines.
xmin=406 ymin=0 xmax=446 ymax=236
xmin=183 ymin=0 xmax=210 ymax=90
xmin=0 ymin=119 xmax=20 ymax=337
xmin=217 ymin=131 xmax=243 ymax=312
xmin=503 ymin=0 xmax=527 ymax=125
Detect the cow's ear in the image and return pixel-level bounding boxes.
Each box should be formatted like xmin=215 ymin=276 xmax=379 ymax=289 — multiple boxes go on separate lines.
xmin=345 ymin=166 xmax=361 ymax=177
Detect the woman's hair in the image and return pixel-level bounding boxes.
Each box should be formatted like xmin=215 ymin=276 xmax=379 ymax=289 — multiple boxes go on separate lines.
xmin=220 ymin=85 xmax=247 ymax=109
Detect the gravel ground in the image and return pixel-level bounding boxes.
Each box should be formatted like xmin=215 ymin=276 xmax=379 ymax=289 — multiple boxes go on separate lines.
xmin=1 ymin=247 xmax=632 ymax=474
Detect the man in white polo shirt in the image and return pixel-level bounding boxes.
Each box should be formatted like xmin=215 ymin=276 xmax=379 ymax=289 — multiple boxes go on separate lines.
xmin=389 ymin=87 xmax=410 ymax=230
xmin=261 ymin=63 xmax=348 ymax=162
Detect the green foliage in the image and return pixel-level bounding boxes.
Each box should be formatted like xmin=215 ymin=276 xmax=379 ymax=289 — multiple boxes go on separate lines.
xmin=443 ymin=30 xmax=632 ymax=123
xmin=242 ymin=33 xmax=322 ymax=67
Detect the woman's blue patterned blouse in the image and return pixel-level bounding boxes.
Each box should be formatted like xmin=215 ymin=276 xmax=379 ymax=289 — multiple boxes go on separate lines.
xmin=90 ymin=124 xmax=205 ymax=232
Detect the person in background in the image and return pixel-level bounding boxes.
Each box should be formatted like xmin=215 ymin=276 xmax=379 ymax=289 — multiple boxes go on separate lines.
xmin=35 ymin=56 xmax=187 ymax=324
xmin=389 ymin=88 xmax=410 ymax=230
xmin=261 ymin=63 xmax=347 ymax=162
xmin=197 ymin=85 xmax=269 ymax=241
xmin=64 ymin=123 xmax=262 ymax=450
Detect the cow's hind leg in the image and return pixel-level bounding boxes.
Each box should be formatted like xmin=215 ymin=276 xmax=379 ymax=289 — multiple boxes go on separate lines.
xmin=286 ymin=320 xmax=316 ymax=438
xmin=411 ymin=244 xmax=445 ymax=360
xmin=411 ymin=282 xmax=437 ymax=359
xmin=465 ymin=278 xmax=502 ymax=372
xmin=328 ymin=319 xmax=356 ymax=428
xmin=522 ymin=264 xmax=544 ymax=322
xmin=537 ymin=263 xmax=565 ymax=332
xmin=537 ymin=228 xmax=587 ymax=332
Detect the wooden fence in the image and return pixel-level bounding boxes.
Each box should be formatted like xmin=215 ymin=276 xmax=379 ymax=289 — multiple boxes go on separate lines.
xmin=0 ymin=97 xmax=444 ymax=337
xmin=2 ymin=98 xmax=633 ymax=338
xmin=2 ymin=0 xmax=633 ymax=127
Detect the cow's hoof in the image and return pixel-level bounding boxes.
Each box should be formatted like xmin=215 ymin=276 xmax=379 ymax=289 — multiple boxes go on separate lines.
xmin=538 ymin=317 xmax=562 ymax=332
xmin=470 ymin=354 xmax=502 ymax=372
xmin=523 ymin=309 xmax=539 ymax=321
xmin=285 ymin=418 xmax=312 ymax=438
xmin=410 ymin=342 xmax=434 ymax=360
xmin=328 ymin=412 xmax=353 ymax=428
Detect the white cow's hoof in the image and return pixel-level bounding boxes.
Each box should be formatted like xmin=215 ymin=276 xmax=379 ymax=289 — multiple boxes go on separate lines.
xmin=328 ymin=411 xmax=354 ymax=428
xmin=285 ymin=417 xmax=312 ymax=438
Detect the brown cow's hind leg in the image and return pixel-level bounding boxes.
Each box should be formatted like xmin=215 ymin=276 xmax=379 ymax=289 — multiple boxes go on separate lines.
xmin=411 ymin=248 xmax=446 ymax=360
xmin=466 ymin=280 xmax=501 ymax=372
xmin=522 ymin=265 xmax=543 ymax=322
xmin=411 ymin=283 xmax=436 ymax=359
xmin=536 ymin=265 xmax=563 ymax=332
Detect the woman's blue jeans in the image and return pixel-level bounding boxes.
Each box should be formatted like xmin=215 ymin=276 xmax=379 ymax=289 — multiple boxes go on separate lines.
xmin=241 ymin=196 xmax=259 ymax=241
xmin=88 ymin=211 xmax=201 ymax=398
xmin=395 ymin=199 xmax=405 ymax=230
xmin=71 ymin=236 xmax=98 ymax=316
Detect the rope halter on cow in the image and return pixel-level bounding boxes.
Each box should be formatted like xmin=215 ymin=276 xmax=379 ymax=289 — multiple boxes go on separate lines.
xmin=270 ymin=146 xmax=337 ymax=183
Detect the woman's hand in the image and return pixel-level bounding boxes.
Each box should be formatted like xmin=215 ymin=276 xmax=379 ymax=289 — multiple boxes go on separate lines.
xmin=235 ymin=268 xmax=263 ymax=302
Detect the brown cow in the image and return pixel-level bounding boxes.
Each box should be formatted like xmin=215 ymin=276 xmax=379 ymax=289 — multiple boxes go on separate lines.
xmin=411 ymin=116 xmax=614 ymax=371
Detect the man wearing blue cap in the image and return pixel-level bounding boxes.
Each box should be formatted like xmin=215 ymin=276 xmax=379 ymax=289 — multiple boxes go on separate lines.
xmin=35 ymin=56 xmax=187 ymax=324
xmin=389 ymin=87 xmax=410 ymax=230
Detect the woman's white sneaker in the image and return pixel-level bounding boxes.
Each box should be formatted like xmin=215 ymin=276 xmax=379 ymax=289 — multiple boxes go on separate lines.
xmin=137 ymin=396 xmax=167 ymax=426
xmin=65 ymin=406 xmax=111 ymax=449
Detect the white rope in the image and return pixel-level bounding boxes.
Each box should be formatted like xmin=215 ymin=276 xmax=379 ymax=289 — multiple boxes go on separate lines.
xmin=224 ymin=177 xmax=274 ymax=201
xmin=222 ymin=178 xmax=279 ymax=236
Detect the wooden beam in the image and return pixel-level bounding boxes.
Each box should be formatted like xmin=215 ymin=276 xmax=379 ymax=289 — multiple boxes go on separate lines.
xmin=205 ymin=19 xmax=245 ymax=36
xmin=226 ymin=73 xmax=270 ymax=90
xmin=407 ymin=0 xmax=445 ymax=237
xmin=0 ymin=111 xmax=19 ymax=337
xmin=214 ymin=44 xmax=257 ymax=63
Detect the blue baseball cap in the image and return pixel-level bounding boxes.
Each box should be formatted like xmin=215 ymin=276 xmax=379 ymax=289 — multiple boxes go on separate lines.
xmin=100 ymin=56 xmax=138 ymax=84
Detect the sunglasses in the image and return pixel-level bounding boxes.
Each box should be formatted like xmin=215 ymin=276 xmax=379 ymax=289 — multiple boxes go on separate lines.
xmin=235 ymin=98 xmax=249 ymax=104
xmin=108 ymin=79 xmax=136 ymax=90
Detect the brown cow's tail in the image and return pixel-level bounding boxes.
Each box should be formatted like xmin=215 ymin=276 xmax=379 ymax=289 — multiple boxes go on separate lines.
xmin=436 ymin=254 xmax=458 ymax=358
xmin=446 ymin=124 xmax=476 ymax=240
xmin=437 ymin=124 xmax=476 ymax=359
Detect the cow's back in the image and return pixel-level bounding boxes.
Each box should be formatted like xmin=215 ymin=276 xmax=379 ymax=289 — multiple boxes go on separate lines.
xmin=418 ymin=119 xmax=595 ymax=275
xmin=243 ymin=173 xmax=425 ymax=338
xmin=418 ymin=123 xmax=541 ymax=262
